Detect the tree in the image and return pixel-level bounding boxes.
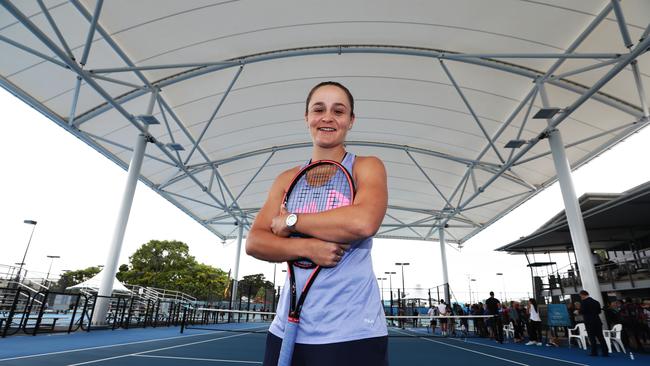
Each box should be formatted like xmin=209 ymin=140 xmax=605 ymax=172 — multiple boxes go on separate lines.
xmin=238 ymin=274 xmax=273 ymax=301
xmin=117 ymin=240 xmax=229 ymax=301
xmin=118 ymin=240 xmax=197 ymax=289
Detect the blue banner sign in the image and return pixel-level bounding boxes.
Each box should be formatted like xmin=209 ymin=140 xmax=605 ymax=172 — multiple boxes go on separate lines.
xmin=547 ymin=304 xmax=571 ymax=326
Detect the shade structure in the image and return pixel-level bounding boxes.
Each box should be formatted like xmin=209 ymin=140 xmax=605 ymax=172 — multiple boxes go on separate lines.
xmin=1 ymin=1 xmax=649 ymax=244
xmin=66 ymin=269 xmax=131 ymax=294
xmin=497 ymin=180 xmax=650 ymax=253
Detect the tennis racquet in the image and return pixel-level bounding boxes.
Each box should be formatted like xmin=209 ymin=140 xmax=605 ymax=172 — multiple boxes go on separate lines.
xmin=277 ymin=158 xmax=355 ymax=366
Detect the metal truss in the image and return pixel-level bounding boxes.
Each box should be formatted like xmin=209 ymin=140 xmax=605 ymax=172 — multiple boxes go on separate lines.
xmin=0 ymin=0 xmax=648 ymax=243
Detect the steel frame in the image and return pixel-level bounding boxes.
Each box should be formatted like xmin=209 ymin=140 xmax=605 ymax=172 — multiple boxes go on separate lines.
xmin=0 ymin=0 xmax=648 ymax=242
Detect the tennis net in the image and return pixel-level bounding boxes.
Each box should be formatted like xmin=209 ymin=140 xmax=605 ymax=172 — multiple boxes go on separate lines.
xmin=181 ymin=308 xmax=274 ymax=333
xmin=385 ymin=314 xmax=497 ymax=338
xmin=181 ymin=308 xmax=497 ymax=339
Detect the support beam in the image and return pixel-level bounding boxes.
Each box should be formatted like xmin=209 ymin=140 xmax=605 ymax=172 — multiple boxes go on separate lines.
xmin=184 ymin=65 xmax=244 ymax=165
xmin=439 ymin=228 xmax=450 ymax=305
xmin=92 ymin=94 xmax=152 ymax=325
xmin=36 ymin=0 xmax=75 ymax=61
xmin=0 ymin=34 xmax=68 ymax=69
xmin=439 ymin=60 xmax=505 ymax=163
xmin=231 ymin=223 xmax=244 ymax=305
xmin=539 ymin=83 xmax=605 ymax=321
xmin=79 ymin=0 xmax=103 ymax=66
xmin=73 ymin=44 xmax=642 ymax=128
xmin=406 ymin=151 xmax=454 ymax=209
xmin=443 ymin=33 xmax=650 ymax=236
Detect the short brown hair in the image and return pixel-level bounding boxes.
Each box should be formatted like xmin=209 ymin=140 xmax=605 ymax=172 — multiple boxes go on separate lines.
xmin=305 ymin=81 xmax=354 ymax=117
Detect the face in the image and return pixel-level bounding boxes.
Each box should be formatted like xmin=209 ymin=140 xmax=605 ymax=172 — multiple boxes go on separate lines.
xmin=305 ymin=85 xmax=355 ymax=148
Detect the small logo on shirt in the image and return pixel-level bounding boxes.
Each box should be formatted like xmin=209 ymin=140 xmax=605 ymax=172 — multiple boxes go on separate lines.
xmin=364 ymin=318 xmax=375 ymax=325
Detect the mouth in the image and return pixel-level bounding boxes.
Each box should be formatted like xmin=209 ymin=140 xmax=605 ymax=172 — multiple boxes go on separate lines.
xmin=317 ymin=127 xmax=337 ymax=132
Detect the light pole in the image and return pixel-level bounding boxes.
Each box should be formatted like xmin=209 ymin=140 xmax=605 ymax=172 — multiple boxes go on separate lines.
xmin=395 ymin=263 xmax=410 ymax=299
xmin=469 ymin=278 xmax=476 ymax=305
xmin=45 ymin=255 xmax=60 ymax=285
xmin=496 ymin=273 xmax=507 ymax=302
xmin=385 ymin=271 xmax=396 ymax=315
xmin=17 ymin=220 xmax=37 ymax=283
xmin=376 ymin=277 xmax=386 ymax=304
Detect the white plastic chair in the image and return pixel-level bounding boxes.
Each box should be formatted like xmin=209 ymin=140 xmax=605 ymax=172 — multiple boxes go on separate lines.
xmin=503 ymin=322 xmax=515 ymax=341
xmin=603 ymin=324 xmax=625 ymax=353
xmin=568 ymin=323 xmax=588 ymax=350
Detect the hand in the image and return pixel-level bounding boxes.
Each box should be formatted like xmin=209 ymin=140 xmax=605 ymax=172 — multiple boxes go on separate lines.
xmin=307 ymin=239 xmax=350 ymax=267
xmin=270 ymin=206 xmax=292 ymax=237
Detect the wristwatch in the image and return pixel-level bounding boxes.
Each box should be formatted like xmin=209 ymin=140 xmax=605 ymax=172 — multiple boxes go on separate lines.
xmin=285 ymin=213 xmax=298 ymax=231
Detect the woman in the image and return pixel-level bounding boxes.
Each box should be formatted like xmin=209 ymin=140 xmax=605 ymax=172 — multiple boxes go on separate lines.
xmin=526 ymin=298 xmax=543 ymax=346
xmin=246 ymin=81 xmax=389 ymax=366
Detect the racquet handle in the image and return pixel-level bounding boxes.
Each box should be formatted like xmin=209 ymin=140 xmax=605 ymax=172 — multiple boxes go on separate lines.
xmin=278 ymin=320 xmax=299 ymax=366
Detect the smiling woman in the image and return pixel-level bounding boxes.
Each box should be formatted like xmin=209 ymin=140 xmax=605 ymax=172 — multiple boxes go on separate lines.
xmin=246 ymin=82 xmax=389 ymax=366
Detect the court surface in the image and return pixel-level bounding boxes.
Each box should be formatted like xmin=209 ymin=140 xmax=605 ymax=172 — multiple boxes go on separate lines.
xmin=0 ymin=322 xmax=645 ymax=366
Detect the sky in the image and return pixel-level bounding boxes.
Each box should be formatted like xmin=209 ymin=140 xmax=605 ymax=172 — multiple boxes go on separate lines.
xmin=2 ymin=85 xmax=650 ymax=304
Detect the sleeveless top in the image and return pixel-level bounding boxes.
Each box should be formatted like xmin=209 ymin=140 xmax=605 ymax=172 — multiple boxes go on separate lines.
xmin=268 ymin=153 xmax=387 ymax=344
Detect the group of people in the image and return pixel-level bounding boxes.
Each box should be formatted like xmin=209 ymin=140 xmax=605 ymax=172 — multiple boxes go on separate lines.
xmin=602 ymin=297 xmax=650 ymax=351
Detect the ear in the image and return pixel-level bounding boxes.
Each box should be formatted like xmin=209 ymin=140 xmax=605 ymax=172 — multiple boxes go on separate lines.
xmin=348 ymin=114 xmax=355 ymax=129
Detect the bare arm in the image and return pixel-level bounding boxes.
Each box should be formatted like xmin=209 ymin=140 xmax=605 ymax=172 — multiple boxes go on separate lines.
xmin=246 ymin=168 xmax=349 ymax=267
xmin=270 ymin=156 xmax=388 ymax=243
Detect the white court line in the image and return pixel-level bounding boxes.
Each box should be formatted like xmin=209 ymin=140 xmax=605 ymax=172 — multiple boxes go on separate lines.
xmin=393 ymin=329 xmax=529 ymax=366
xmin=449 ymin=338 xmax=589 ymax=366
xmin=65 ymin=332 xmax=256 ymax=366
xmin=135 ymin=354 xmax=262 ymax=364
xmin=66 ymin=327 xmax=266 ymax=366
xmin=0 ymin=325 xmax=264 ymax=362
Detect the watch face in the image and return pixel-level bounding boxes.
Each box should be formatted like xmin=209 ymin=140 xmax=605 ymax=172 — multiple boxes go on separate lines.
xmin=286 ymin=214 xmax=297 ymax=227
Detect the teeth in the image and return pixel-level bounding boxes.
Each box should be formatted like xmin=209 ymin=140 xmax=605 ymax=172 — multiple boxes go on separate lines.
xmin=319 ymin=127 xmax=335 ymax=131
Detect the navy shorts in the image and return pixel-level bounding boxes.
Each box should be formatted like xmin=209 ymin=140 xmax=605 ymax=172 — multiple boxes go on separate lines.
xmin=263 ymin=332 xmax=389 ymax=366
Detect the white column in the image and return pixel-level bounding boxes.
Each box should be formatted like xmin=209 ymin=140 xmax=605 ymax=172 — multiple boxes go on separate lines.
xmin=539 ymin=84 xmax=605 ymax=315
xmin=92 ymin=92 xmax=156 ymax=325
xmin=92 ymin=131 xmax=147 ymax=324
xmin=439 ymin=227 xmax=450 ymax=305
xmin=231 ymin=223 xmax=244 ymax=304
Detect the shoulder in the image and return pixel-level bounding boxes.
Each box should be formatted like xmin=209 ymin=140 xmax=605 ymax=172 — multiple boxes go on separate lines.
xmin=351 ymin=155 xmax=386 ymax=180
xmin=353 ymin=155 xmax=385 ymax=170
xmin=269 ymin=166 xmax=302 ymax=192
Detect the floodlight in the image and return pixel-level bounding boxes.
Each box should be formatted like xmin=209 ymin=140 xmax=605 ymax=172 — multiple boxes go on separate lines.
xmin=532 ymin=108 xmax=560 ymax=119
xmin=167 ymin=143 xmax=185 ymax=151
xmin=136 ymin=114 xmax=160 ymax=125
xmin=505 ymin=139 xmax=527 ymax=148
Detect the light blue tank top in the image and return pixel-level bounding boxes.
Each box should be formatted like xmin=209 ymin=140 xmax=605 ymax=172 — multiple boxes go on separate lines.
xmin=269 ymin=153 xmax=387 ymax=344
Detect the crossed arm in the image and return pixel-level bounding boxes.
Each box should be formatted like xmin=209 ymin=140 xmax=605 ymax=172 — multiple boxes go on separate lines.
xmin=246 ymin=156 xmax=387 ymax=267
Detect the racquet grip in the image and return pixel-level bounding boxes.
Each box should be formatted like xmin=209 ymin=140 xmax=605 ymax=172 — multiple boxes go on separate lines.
xmin=277 ymin=320 xmax=299 ymax=366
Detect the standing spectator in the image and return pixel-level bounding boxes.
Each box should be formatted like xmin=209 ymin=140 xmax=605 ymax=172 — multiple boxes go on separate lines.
xmin=475 ymin=302 xmax=488 ymax=337
xmin=437 ymin=299 xmax=448 ymax=336
xmin=412 ymin=307 xmax=420 ymax=328
xmin=485 ymin=291 xmax=503 ymax=343
xmin=526 ymin=298 xmax=542 ymax=346
xmin=427 ymin=304 xmax=437 ymax=333
xmin=509 ymin=302 xmax=524 ymax=343
xmin=579 ymin=290 xmax=608 ymax=357
xmin=398 ymin=306 xmax=406 ymax=330
xmin=620 ymin=297 xmax=644 ymax=351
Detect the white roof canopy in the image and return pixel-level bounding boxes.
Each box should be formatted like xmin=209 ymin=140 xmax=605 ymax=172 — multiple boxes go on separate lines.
xmin=1 ymin=1 xmax=648 ymax=244
xmin=66 ymin=269 xmax=131 ymax=293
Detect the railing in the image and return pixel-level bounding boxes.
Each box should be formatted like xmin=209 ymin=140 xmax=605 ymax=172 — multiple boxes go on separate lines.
xmin=544 ymin=257 xmax=650 ymax=293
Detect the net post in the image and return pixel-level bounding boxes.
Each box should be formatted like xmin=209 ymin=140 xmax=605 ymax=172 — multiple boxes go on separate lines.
xmin=180 ymin=306 xmax=187 ymax=334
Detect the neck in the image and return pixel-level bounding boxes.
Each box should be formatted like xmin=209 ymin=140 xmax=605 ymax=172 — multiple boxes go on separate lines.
xmin=311 ymin=145 xmax=346 ymax=162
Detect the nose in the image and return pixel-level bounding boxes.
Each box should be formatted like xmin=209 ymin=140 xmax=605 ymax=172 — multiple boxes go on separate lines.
xmin=322 ymin=110 xmax=335 ymax=122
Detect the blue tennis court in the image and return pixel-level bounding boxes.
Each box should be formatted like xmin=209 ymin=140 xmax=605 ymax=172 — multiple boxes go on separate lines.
xmin=0 ymin=323 xmax=644 ymax=366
